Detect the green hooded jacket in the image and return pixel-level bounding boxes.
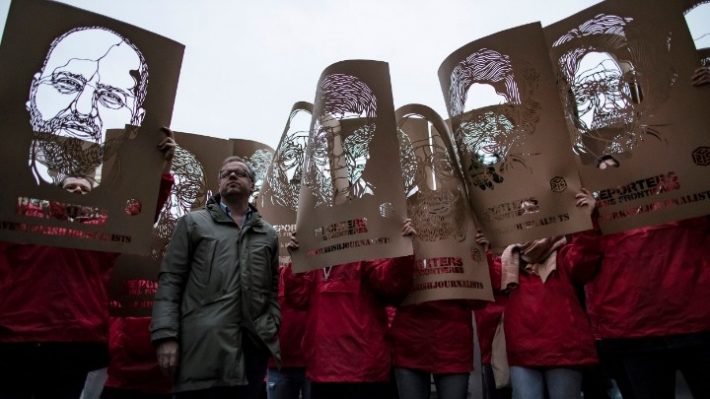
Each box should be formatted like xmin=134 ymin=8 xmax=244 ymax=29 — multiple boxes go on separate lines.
xmin=151 ymin=194 xmax=280 ymax=392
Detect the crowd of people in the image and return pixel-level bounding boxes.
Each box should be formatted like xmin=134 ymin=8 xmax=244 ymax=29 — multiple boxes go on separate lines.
xmin=1 ymin=142 xmax=708 ymax=399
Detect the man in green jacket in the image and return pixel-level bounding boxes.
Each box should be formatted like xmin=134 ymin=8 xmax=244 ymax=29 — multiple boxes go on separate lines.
xmin=151 ymin=155 xmax=280 ymax=398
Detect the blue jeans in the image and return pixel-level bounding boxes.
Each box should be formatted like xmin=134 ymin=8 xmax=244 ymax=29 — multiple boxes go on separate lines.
xmin=266 ymin=368 xmax=310 ymax=399
xmin=510 ymin=366 xmax=582 ymax=399
xmin=394 ymin=367 xmax=469 ymax=399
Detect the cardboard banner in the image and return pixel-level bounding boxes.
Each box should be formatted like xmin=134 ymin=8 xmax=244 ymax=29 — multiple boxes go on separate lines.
xmin=545 ymin=0 xmax=710 ymax=233
xmin=109 ymin=133 xmax=274 ymax=316
xmin=396 ymin=104 xmax=493 ymax=304
xmin=292 ymin=60 xmax=413 ymax=272
xmin=439 ymin=23 xmax=592 ymax=248
xmin=0 ymin=0 xmax=184 ymax=254
xmin=256 ymin=102 xmax=313 ymax=267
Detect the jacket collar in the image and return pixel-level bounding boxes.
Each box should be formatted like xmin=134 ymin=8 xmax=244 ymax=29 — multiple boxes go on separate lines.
xmin=206 ymin=194 xmax=264 ymax=230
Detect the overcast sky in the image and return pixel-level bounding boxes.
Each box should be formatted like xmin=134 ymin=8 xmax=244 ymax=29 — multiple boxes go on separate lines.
xmin=1 ymin=0 xmax=705 ymax=149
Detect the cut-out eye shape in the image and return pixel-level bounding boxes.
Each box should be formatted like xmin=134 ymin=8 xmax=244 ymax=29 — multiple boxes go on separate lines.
xmin=96 ymin=89 xmax=127 ymax=109
xmin=51 ymin=73 xmax=85 ymax=94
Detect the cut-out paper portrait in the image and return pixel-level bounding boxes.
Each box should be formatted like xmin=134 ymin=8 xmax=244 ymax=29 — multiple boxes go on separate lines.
xmin=109 ymin=145 xmax=207 ymax=316
xmin=545 ymin=0 xmax=710 ymax=233
xmin=257 ymin=102 xmax=313 ymax=265
xmin=549 ymin=12 xmax=672 ymax=169
xmin=0 ymin=0 xmax=184 ymax=254
xmin=292 ymin=60 xmax=412 ymax=272
xmin=447 ymin=48 xmax=540 ymax=191
xmin=27 ymin=26 xmax=148 ymax=188
xmin=440 ymin=23 xmax=590 ymax=247
xmin=396 ymin=104 xmax=492 ymax=304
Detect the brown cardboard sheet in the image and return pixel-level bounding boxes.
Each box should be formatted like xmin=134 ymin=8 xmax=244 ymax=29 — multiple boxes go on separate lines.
xmin=256 ymin=102 xmax=314 ymax=266
xmin=396 ymin=104 xmax=492 ymax=304
xmin=439 ymin=23 xmax=591 ymax=248
xmin=109 ymin=143 xmax=209 ymax=316
xmin=545 ymin=0 xmax=710 ymax=233
xmin=291 ymin=60 xmax=413 ymax=272
xmin=0 ymin=0 xmax=184 ymax=254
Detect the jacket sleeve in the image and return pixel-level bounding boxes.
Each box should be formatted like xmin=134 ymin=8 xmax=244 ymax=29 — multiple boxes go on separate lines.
xmin=364 ymin=255 xmax=415 ymax=304
xmin=153 ymin=173 xmax=175 ymax=223
xmin=558 ymin=230 xmax=602 ymax=285
xmin=150 ymin=215 xmax=193 ymax=343
xmin=283 ymin=265 xmax=315 ymax=310
xmin=486 ymin=251 xmax=504 ymax=292
xmin=268 ymin=233 xmax=281 ymax=329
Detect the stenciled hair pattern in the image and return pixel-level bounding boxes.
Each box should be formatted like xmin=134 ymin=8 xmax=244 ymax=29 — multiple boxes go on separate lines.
xmin=151 ymin=146 xmax=206 ymax=260
xmin=304 ymin=73 xmax=378 ymax=207
xmin=26 ymin=26 xmax=149 ymax=187
xmin=551 ymin=13 xmax=677 ymax=167
xmin=398 ymin=123 xmax=467 ymax=242
xmin=449 ymin=48 xmax=541 ymax=191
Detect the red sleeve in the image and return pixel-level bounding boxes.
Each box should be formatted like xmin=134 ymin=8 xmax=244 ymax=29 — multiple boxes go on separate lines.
xmin=153 ymin=173 xmax=174 ymax=222
xmin=486 ymin=251 xmax=503 ymax=292
xmin=283 ymin=266 xmax=315 ymax=310
xmin=559 ymin=230 xmax=602 ymax=285
xmin=363 ymin=255 xmax=415 ymax=304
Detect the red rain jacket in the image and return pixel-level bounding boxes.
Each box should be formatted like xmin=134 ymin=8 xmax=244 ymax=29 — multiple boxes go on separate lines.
xmin=284 ymin=256 xmax=414 ymax=382
xmin=0 ymin=174 xmax=173 ymax=345
xmin=475 ymin=252 xmax=508 ymax=365
xmin=585 ymin=216 xmax=710 ymax=339
xmin=389 ymin=300 xmax=474 ymax=374
xmin=490 ymin=232 xmax=601 ymax=367
xmin=268 ymin=263 xmax=308 ymax=369
xmin=104 ymin=316 xmax=171 ymax=394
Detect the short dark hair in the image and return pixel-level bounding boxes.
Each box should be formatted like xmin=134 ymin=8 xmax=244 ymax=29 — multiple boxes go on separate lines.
xmin=220 ymin=156 xmax=255 ymax=182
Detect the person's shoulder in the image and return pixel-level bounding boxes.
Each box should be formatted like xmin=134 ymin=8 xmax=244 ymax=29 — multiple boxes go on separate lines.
xmin=180 ymin=208 xmax=214 ymax=226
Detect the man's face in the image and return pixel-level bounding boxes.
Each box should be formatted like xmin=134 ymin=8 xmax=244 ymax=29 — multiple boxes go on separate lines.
xmin=27 ymin=28 xmax=144 ymax=144
xmin=61 ymin=176 xmax=92 ymax=194
xmin=218 ymin=161 xmax=255 ymax=199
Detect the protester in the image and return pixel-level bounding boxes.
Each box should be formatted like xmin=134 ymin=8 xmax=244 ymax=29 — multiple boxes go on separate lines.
xmin=100 ymin=317 xmax=172 ymax=399
xmin=265 ymin=262 xmax=310 ymax=399
xmin=389 ymin=299 xmax=474 ymax=399
xmin=284 ymin=221 xmax=416 ymax=399
xmin=0 ymin=130 xmax=176 ymax=399
xmin=151 ymin=155 xmax=280 ymax=399
xmin=479 ymin=190 xmax=600 ymax=399
xmin=586 ymin=217 xmax=710 ymax=398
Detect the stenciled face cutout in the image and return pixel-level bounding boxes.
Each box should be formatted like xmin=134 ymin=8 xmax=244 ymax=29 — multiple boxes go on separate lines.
xmin=264 ymin=109 xmax=311 ymax=210
xmin=152 ymin=146 xmax=206 ymax=259
xmin=27 ymin=26 xmax=148 ymax=186
xmin=449 ymin=48 xmax=540 ymax=190
xmin=551 ymin=13 xmax=670 ymax=169
xmin=572 ymin=54 xmax=635 ymax=132
xmin=305 ymin=74 xmax=378 ymax=207
xmin=399 ymin=123 xmax=467 ymax=242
